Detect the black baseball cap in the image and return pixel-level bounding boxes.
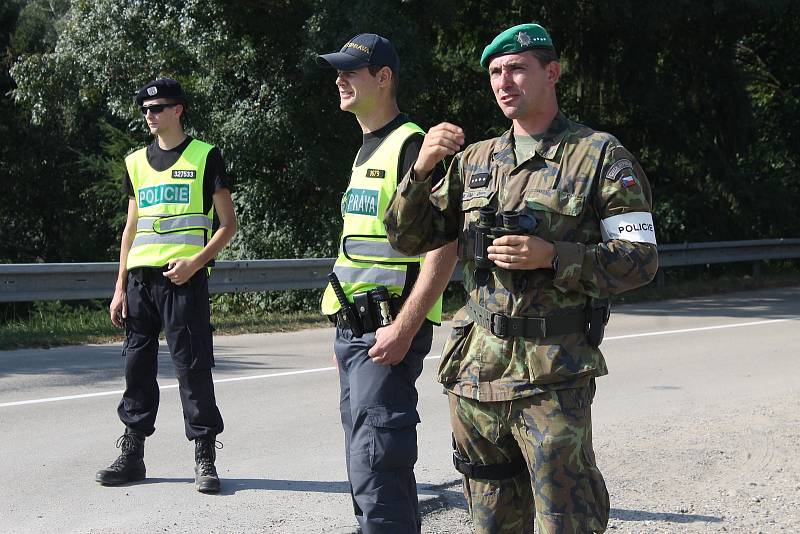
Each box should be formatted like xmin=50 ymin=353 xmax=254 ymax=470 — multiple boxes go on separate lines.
xmin=135 ymin=78 xmax=187 ymax=107
xmin=316 ymin=33 xmax=399 ymax=73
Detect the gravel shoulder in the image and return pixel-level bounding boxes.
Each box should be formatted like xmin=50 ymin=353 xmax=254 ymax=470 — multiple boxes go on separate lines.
xmin=419 ymin=396 xmax=800 ymax=534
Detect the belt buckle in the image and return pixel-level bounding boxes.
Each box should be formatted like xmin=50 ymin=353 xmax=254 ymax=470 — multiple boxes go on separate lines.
xmin=489 ymin=313 xmax=509 ymax=339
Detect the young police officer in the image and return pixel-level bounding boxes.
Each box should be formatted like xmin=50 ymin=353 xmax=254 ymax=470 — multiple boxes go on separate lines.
xmin=385 ymin=24 xmax=659 ymax=533
xmin=317 ymin=34 xmax=454 ymax=533
xmin=96 ymin=78 xmax=236 ymax=494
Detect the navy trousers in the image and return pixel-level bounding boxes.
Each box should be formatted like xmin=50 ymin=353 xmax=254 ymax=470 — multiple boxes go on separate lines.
xmin=334 ymin=322 xmax=433 ymax=534
xmin=118 ymin=267 xmax=223 ymax=441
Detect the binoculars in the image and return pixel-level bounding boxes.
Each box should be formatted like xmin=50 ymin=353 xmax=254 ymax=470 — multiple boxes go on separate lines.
xmin=472 ymin=207 xmax=536 ymax=285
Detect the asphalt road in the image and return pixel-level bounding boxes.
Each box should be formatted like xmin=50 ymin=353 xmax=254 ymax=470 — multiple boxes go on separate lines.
xmin=1 ymin=286 xmax=798 ymax=533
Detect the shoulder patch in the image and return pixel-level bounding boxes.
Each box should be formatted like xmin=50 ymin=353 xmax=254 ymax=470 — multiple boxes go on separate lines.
xmin=605 ymin=159 xmax=632 ymax=181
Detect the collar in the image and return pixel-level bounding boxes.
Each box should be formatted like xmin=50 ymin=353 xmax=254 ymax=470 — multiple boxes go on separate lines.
xmin=492 ymin=111 xmax=570 ymax=163
xmin=533 ymin=111 xmax=570 ymax=160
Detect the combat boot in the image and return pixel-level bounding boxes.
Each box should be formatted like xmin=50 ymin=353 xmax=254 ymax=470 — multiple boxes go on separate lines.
xmin=194 ymin=437 xmax=221 ymax=493
xmin=95 ymin=428 xmax=146 ymax=485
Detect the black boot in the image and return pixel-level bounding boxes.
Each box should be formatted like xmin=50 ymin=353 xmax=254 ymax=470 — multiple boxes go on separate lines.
xmin=194 ymin=437 xmax=221 ymax=493
xmin=95 ymin=428 xmax=146 ymax=485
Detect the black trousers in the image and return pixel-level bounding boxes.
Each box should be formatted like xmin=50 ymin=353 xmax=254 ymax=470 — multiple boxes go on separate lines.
xmin=117 ymin=267 xmax=223 ymax=441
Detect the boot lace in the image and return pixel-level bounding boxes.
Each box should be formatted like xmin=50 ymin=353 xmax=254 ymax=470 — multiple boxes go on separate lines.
xmin=196 ymin=439 xmax=222 ymax=476
xmin=108 ymin=434 xmax=140 ymax=471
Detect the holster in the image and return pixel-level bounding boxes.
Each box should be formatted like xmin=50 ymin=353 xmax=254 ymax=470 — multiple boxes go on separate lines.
xmin=586 ymin=298 xmax=611 ymax=347
xmin=335 ymin=287 xmax=402 ymax=335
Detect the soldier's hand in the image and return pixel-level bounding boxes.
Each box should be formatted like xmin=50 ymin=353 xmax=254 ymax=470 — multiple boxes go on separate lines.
xmin=413 ymin=122 xmax=465 ymax=179
xmin=488 ymin=235 xmax=556 ymax=270
xmin=109 ymin=288 xmax=127 ymax=328
xmin=163 ymin=258 xmax=199 ymax=285
xmin=368 ymin=323 xmax=413 ymax=366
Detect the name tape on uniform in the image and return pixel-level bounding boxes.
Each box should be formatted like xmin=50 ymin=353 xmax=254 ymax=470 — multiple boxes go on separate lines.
xmin=171 ymin=169 xmax=196 ymax=179
xmin=600 ymin=212 xmax=657 ymax=244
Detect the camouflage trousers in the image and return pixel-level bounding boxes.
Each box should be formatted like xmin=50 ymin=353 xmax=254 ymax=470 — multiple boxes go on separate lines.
xmin=448 ymin=382 xmax=609 ymax=534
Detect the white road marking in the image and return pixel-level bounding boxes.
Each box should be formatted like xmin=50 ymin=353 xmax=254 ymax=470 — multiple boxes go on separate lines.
xmin=0 ymin=367 xmax=336 ymax=408
xmin=603 ymin=318 xmax=793 ymax=340
xmin=1 ymin=318 xmax=795 ymax=409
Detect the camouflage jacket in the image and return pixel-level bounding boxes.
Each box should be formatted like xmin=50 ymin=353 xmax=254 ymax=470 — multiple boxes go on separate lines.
xmin=385 ymin=112 xmax=659 ymax=401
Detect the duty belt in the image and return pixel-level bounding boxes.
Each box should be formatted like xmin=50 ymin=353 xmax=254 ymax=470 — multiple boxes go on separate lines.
xmin=466 ymin=298 xmax=586 ymax=340
xmin=329 ymin=296 xmax=405 ymax=333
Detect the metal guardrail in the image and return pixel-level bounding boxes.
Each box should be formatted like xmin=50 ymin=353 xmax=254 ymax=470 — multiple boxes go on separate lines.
xmin=1 ymin=239 xmax=799 ymax=302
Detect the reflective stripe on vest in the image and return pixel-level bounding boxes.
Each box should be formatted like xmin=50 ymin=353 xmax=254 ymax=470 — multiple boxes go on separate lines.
xmin=136 ymin=214 xmax=213 ymax=233
xmin=342 ymin=236 xmax=423 ymax=262
xmin=333 ymin=265 xmax=408 ymax=287
xmin=131 ymin=233 xmax=207 ymax=248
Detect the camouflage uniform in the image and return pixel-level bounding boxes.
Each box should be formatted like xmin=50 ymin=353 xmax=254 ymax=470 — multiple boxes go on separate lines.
xmin=385 ymin=112 xmax=658 ymax=533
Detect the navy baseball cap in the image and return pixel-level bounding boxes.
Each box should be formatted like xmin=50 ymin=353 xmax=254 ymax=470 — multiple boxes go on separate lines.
xmin=316 ymin=33 xmax=399 ymax=73
xmin=135 ymin=78 xmax=187 ymax=106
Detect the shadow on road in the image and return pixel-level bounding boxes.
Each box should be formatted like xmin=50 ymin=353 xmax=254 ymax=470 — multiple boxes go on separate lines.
xmin=0 ymin=343 xmax=298 ymax=380
xmin=216 ymin=478 xmax=352 ymax=495
xmin=611 ymin=507 xmax=722 ymax=524
xmin=124 ymin=478 xmax=471 ymax=501
xmin=616 ymin=286 xmax=800 ymax=320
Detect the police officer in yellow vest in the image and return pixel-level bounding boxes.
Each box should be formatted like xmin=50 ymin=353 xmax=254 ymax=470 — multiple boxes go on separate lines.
xmin=317 ymin=34 xmax=454 ymax=533
xmin=96 ymin=78 xmax=237 ymax=494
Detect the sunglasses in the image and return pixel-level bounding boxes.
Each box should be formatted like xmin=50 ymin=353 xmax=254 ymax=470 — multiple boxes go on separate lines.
xmin=140 ymin=103 xmax=178 ymax=115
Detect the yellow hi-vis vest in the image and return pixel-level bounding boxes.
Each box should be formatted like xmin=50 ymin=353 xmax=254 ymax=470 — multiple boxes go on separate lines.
xmin=126 ymin=139 xmax=214 ymax=270
xmin=321 ymin=122 xmax=443 ymax=324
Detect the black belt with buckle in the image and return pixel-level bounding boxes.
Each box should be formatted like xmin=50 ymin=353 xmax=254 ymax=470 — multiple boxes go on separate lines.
xmin=466 ymin=298 xmax=586 ymax=340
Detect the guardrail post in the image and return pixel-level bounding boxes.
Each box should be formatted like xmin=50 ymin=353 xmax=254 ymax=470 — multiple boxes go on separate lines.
xmin=752 ymin=261 xmax=761 ymax=282
xmin=656 ymin=269 xmax=666 ymax=288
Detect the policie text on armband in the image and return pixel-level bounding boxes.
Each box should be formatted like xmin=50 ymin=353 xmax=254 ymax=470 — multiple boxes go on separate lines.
xmin=472 ymin=207 xmax=537 ymax=286
xmin=600 ymin=212 xmax=657 ymax=245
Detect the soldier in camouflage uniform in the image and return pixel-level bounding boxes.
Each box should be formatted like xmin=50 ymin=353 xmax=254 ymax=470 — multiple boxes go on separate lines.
xmin=384 ymin=23 xmax=658 ymax=534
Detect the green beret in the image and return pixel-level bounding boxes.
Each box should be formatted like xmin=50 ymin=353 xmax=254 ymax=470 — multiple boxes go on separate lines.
xmin=480 ymin=23 xmax=555 ymax=69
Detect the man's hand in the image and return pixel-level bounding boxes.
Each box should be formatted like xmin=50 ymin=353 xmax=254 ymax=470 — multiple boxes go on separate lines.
xmin=488 ymin=235 xmax=555 ymax=270
xmin=413 ymin=122 xmax=465 ymax=179
xmin=368 ymin=323 xmax=413 ymax=366
xmin=163 ymin=258 xmax=200 ymax=285
xmin=109 ymin=287 xmax=127 ymax=328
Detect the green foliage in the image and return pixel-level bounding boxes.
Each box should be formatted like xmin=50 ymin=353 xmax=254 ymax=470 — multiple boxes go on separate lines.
xmin=2 ymin=0 xmax=798 ymax=311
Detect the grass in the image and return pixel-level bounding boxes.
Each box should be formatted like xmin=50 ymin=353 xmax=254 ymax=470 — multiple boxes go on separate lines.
xmin=1 ymin=263 xmax=797 ymax=351
xmin=0 ymin=303 xmax=332 ymax=351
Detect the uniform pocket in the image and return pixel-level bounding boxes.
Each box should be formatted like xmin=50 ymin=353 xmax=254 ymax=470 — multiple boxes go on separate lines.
xmin=187 ymin=324 xmax=214 ymax=369
xmin=121 ymin=329 xmax=130 ymax=358
xmin=366 ymin=406 xmax=421 ymax=471
xmin=524 ymin=189 xmax=586 ymax=241
xmin=170 ymin=324 xmax=214 ymax=370
xmin=437 ymin=312 xmax=474 ymax=386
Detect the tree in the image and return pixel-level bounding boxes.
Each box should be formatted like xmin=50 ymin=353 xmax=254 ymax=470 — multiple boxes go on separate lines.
xmin=6 ymin=0 xmax=798 ymax=274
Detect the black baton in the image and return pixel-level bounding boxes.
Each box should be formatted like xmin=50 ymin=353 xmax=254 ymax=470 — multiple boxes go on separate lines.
xmin=327 ymin=272 xmax=364 ymax=337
